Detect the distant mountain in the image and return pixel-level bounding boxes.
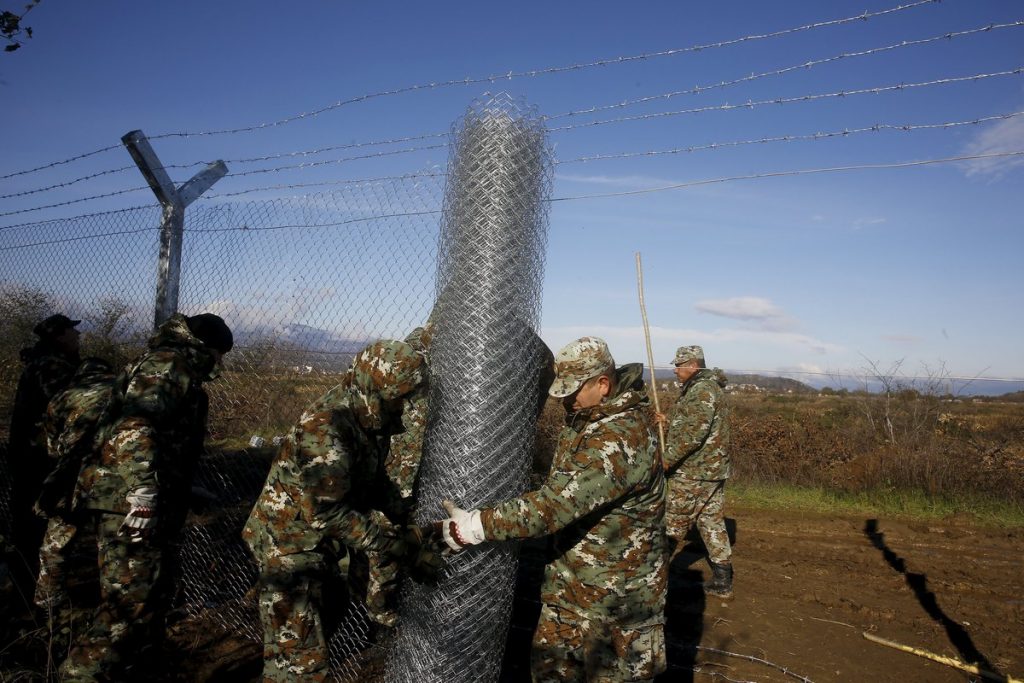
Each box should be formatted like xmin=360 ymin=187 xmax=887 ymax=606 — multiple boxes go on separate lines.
xmin=277 ymin=323 xmax=370 ymax=354
xmin=650 ymin=369 xmax=815 ymax=394
xmin=229 ymin=323 xmax=372 ymax=372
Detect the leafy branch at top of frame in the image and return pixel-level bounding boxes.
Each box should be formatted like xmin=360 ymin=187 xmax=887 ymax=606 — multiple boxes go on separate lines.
xmin=2 ymin=1 xmax=41 ymax=53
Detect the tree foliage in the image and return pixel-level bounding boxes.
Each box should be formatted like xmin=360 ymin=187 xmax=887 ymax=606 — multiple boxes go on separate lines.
xmin=2 ymin=1 xmax=40 ymax=53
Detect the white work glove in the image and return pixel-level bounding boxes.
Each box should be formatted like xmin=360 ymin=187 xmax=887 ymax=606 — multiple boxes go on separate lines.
xmin=119 ymin=486 xmax=159 ymax=543
xmin=440 ymin=499 xmax=486 ymax=552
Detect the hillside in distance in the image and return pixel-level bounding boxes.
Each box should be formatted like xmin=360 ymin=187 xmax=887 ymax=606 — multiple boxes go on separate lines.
xmin=650 ymin=369 xmax=815 ymax=394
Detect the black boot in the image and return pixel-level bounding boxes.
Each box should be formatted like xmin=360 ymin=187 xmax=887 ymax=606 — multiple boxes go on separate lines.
xmin=705 ymin=561 xmax=733 ymax=598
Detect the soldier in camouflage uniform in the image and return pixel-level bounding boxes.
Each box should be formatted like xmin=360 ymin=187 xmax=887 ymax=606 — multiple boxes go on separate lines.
xmin=441 ymin=337 xmax=668 ymax=682
xmin=657 ymin=345 xmax=733 ymax=598
xmin=359 ymin=321 xmax=435 ymax=628
xmin=33 ymin=357 xmax=117 ymax=638
xmin=5 ymin=314 xmax=81 ymax=587
xmin=60 ymin=313 xmax=233 ymax=682
xmin=243 ymin=340 xmax=443 ymax=683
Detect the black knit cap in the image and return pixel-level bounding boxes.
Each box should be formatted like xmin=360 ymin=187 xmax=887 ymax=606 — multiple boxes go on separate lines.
xmin=185 ymin=313 xmax=233 ymax=353
xmin=33 ymin=314 xmax=81 ymax=339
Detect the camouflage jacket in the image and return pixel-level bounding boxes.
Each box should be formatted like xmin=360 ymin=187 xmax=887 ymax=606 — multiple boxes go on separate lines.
xmin=664 ymin=368 xmax=731 ymax=480
xmin=382 ymin=323 xmax=434 ymax=503
xmin=75 ymin=315 xmax=216 ymax=517
xmin=385 ymin=389 xmax=427 ymax=502
xmin=37 ymin=360 xmax=117 ymax=516
xmin=8 ymin=344 xmax=79 ymax=456
xmin=243 ymin=348 xmax=418 ymax=576
xmin=481 ymin=363 xmax=668 ymax=626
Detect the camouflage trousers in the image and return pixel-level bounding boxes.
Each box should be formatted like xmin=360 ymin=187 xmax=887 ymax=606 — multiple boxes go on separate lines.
xmin=34 ymin=515 xmax=98 ymax=610
xmin=256 ymin=569 xmax=344 ymax=683
xmin=531 ymin=604 xmax=666 ymax=682
xmin=665 ymin=476 xmax=731 ymax=564
xmin=60 ymin=514 xmax=171 ymax=683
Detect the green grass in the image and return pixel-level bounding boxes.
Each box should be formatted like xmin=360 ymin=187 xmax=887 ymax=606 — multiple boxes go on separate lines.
xmin=729 ymin=480 xmax=1024 ymax=529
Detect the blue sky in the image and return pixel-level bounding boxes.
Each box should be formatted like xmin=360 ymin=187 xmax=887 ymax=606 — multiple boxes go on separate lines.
xmin=1 ymin=1 xmax=1022 ymax=389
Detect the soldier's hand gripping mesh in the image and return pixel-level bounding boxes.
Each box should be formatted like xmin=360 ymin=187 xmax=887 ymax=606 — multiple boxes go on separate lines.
xmin=118 ymin=486 xmax=158 ymax=542
xmin=406 ymin=525 xmax=446 ymax=585
xmin=439 ymin=499 xmax=485 ymax=552
xmin=378 ymin=525 xmax=445 ymax=585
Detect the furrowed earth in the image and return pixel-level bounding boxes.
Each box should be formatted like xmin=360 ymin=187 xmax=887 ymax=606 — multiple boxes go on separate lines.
xmin=168 ymin=506 xmax=1024 ymax=682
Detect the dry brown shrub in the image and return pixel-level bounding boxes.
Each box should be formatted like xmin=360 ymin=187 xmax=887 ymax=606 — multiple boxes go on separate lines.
xmin=729 ymin=392 xmax=1023 ymax=505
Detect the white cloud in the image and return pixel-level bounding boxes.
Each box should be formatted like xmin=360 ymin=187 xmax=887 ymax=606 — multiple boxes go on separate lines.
xmin=540 ymin=324 xmax=845 ymax=368
xmin=852 ymin=217 xmax=886 ymax=229
xmin=881 ymin=334 xmax=922 ymax=343
xmin=696 ymin=296 xmax=782 ymax=321
xmin=555 ymin=172 xmax=683 ymax=189
xmin=960 ymin=113 xmax=1024 ymax=178
xmin=694 ymin=296 xmax=797 ymax=332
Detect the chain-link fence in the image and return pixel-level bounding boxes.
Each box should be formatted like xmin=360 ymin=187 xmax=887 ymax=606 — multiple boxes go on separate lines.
xmin=1 ymin=171 xmax=446 ymax=679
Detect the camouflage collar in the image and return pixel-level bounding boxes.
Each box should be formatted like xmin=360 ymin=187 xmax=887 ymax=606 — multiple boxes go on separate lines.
xmin=680 ymin=367 xmax=728 ymax=394
xmin=567 ymin=362 xmax=649 ymax=426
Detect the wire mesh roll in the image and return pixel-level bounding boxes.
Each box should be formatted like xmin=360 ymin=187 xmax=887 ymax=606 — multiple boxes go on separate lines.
xmin=386 ymin=94 xmax=552 ymax=683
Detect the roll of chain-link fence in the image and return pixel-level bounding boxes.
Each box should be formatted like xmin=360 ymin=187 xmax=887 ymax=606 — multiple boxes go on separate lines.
xmin=387 ymin=95 xmax=553 ymax=683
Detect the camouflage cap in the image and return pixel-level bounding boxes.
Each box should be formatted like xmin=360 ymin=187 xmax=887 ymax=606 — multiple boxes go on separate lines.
xmin=672 ymin=345 xmax=705 ymax=366
xmin=33 ymin=314 xmax=80 ymax=339
xmin=352 ymin=339 xmax=425 ymax=400
xmin=186 ymin=313 xmax=234 ymax=353
xmin=549 ymin=336 xmax=615 ymax=398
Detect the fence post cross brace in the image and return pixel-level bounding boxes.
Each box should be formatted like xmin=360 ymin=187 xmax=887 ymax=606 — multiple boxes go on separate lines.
xmin=121 ymin=130 xmax=228 ymax=328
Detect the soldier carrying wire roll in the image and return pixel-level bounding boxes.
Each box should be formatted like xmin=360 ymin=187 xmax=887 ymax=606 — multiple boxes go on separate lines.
xmin=439 ymin=336 xmax=668 ymax=682
xmin=243 ymin=339 xmax=445 ymax=683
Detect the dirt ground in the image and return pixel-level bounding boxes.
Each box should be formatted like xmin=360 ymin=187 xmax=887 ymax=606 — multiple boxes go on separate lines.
xmin=2 ymin=506 xmax=1020 ymax=682
xmin=644 ymin=506 xmax=1024 ymax=683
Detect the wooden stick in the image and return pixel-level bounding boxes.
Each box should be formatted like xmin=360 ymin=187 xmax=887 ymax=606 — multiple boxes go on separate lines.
xmin=862 ymin=632 xmax=1019 ymax=682
xmin=635 ymin=253 xmax=666 ymax=456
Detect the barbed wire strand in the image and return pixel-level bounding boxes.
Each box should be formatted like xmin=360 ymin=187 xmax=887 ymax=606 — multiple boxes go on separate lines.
xmin=546 ymin=20 xmax=1024 ymax=122
xmin=548 ymin=67 xmax=1024 ymax=133
xmin=8 ymin=65 xmax=1018 ymax=219
xmin=0 ymin=204 xmax=158 ymax=232
xmin=11 ymin=13 xmax=1013 ymax=199
xmin=0 ymin=185 xmax=152 ymax=219
xmin=4 ymin=145 xmax=1019 ymax=232
xmin=205 ymin=172 xmax=446 ymax=198
xmin=189 ymin=209 xmax=442 ymax=233
xmin=0 ymin=145 xmax=447 ymax=219
xmin=557 ymin=110 xmax=1024 ymax=164
xmin=223 ymin=143 xmax=447 ymax=179
xmin=0 ymin=0 xmax=938 ymax=179
xmin=0 ymin=133 xmax=454 ymax=201
xmin=0 ymin=227 xmax=157 ymax=251
xmin=550 ymin=150 xmax=1024 ymax=202
xmin=197 ymin=110 xmax=1024 ymax=200
xmin=204 ymin=172 xmax=447 ymax=199
xmin=7 ymin=148 xmax=1017 ymax=248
